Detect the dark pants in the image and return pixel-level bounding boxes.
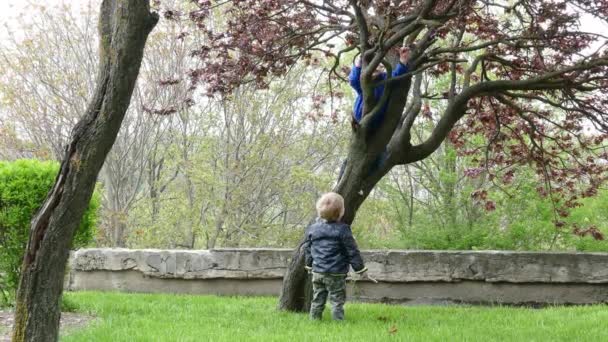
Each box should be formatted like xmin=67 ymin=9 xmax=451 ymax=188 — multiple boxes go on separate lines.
xmin=310 ymin=272 xmax=347 ymax=320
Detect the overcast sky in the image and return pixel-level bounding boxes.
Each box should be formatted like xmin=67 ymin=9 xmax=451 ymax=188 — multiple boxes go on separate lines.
xmin=0 ymin=0 xmax=92 ymax=15
xmin=0 ymin=0 xmax=97 ymax=39
xmin=1 ymin=1 xmax=606 ymax=34
xmin=1 ymin=1 xmax=607 ymax=47
xmin=0 ymin=0 xmax=87 ymax=20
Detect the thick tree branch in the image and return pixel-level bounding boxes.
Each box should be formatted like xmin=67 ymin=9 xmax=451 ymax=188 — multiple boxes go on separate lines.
xmin=405 ymin=57 xmax=608 ymax=163
xmin=349 ymin=0 xmax=370 ymax=51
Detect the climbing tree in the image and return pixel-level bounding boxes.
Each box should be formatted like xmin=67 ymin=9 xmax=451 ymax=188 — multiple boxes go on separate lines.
xmin=183 ymin=0 xmax=608 ymax=312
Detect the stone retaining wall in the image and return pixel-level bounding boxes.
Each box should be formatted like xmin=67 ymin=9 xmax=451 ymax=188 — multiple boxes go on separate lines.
xmin=66 ymin=248 xmax=608 ymax=305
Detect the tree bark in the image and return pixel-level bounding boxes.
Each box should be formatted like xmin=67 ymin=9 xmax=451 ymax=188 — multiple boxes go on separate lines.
xmin=277 ymin=20 xmax=412 ymax=312
xmin=276 ymin=238 xmax=313 ymax=312
xmin=11 ymin=1 xmax=158 ymax=341
xmin=277 ymin=139 xmax=388 ymax=312
xmin=277 ymin=59 xmax=410 ymax=312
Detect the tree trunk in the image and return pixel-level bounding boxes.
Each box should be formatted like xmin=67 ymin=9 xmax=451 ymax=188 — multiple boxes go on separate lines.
xmin=276 ymin=238 xmax=313 ymax=312
xmin=11 ymin=2 xmax=158 ymax=341
xmin=277 ymin=43 xmax=410 ymax=313
xmin=277 ymin=140 xmax=385 ymax=312
xmin=113 ymin=215 xmax=128 ymax=248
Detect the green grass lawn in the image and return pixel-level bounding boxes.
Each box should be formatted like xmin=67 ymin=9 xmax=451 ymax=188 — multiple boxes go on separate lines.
xmin=62 ymin=292 xmax=608 ymax=342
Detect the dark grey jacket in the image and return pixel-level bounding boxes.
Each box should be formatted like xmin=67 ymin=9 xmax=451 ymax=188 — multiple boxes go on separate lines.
xmin=304 ymin=219 xmax=367 ymax=274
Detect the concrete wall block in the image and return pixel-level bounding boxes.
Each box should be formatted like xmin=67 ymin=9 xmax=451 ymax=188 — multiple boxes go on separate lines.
xmin=66 ymin=248 xmax=608 ymax=305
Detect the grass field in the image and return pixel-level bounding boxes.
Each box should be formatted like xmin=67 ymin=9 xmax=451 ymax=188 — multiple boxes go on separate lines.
xmin=62 ymin=292 xmax=608 ymax=341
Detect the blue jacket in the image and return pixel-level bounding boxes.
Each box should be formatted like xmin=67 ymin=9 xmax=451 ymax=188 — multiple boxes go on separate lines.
xmin=349 ymin=62 xmax=409 ymax=125
xmin=304 ymin=219 xmax=367 ymax=274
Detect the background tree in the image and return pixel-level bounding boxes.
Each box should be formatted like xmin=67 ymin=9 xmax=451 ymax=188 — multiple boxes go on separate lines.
xmin=0 ymin=0 xmax=192 ymax=247
xmin=183 ymin=0 xmax=608 ymax=311
xmin=11 ymin=1 xmax=158 ymax=341
xmin=127 ymin=65 xmax=348 ymax=249
xmin=0 ymin=0 xmax=159 ymax=247
xmin=0 ymin=1 xmax=351 ymax=251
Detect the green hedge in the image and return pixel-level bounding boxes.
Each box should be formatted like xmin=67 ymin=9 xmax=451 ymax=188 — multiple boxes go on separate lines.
xmin=0 ymin=159 xmax=99 ymax=305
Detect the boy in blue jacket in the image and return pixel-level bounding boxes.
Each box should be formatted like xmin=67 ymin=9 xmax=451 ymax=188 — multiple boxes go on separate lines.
xmin=304 ymin=192 xmax=368 ymax=321
xmin=338 ymin=47 xmax=411 ymax=181
xmin=349 ymin=46 xmax=411 ymax=131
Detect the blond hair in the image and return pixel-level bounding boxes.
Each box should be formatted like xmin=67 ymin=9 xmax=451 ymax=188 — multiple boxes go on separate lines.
xmin=316 ymin=192 xmax=345 ymax=221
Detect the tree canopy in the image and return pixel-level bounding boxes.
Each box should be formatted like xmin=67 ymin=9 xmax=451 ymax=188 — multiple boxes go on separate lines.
xmin=179 ymin=0 xmax=608 ymax=228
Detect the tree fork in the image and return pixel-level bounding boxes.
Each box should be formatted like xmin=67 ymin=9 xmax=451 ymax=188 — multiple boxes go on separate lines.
xmin=12 ymin=1 xmax=158 ymax=341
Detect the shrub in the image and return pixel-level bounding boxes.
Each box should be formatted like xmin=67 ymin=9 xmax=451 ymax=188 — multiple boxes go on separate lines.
xmin=0 ymin=159 xmax=99 ymax=306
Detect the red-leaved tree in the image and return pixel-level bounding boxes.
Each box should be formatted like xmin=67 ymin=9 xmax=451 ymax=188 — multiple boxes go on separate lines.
xmin=182 ymin=0 xmax=608 ymax=311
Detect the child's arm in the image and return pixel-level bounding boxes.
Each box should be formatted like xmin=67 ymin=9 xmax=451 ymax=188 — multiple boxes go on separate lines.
xmin=392 ymin=62 xmax=409 ymax=77
xmin=341 ymin=226 xmax=367 ymax=274
xmin=391 ymin=46 xmax=411 ymax=78
xmin=348 ymin=57 xmax=363 ymax=93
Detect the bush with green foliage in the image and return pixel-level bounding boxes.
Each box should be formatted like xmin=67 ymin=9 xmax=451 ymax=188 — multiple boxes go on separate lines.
xmin=0 ymin=159 xmax=99 ymax=306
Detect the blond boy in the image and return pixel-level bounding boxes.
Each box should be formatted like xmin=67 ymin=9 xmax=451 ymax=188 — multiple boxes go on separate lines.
xmin=304 ymin=192 xmax=367 ymax=320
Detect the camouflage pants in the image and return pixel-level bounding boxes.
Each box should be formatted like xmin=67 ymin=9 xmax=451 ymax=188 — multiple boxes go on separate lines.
xmin=310 ymin=272 xmax=347 ymax=321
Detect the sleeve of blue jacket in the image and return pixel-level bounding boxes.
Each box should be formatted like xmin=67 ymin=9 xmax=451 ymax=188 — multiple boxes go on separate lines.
xmin=341 ymin=226 xmax=367 ymax=273
xmin=392 ymin=62 xmax=409 ymax=78
xmin=348 ymin=65 xmax=362 ymax=93
xmin=304 ymin=227 xmax=313 ymax=269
